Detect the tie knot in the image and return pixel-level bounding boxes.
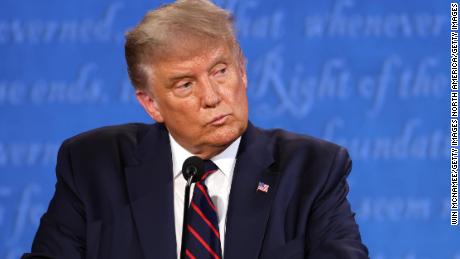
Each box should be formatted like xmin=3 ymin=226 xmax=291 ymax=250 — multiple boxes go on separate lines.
xmin=201 ymin=160 xmax=218 ymax=181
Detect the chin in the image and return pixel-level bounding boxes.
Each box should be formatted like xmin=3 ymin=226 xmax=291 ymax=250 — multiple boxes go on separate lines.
xmin=207 ymin=125 xmax=244 ymax=147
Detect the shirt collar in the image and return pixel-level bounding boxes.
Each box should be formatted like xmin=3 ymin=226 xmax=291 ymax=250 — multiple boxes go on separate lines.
xmin=169 ymin=134 xmax=241 ymax=179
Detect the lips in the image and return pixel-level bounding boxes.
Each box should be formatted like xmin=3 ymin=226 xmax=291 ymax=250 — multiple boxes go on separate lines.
xmin=208 ymin=114 xmax=229 ymax=126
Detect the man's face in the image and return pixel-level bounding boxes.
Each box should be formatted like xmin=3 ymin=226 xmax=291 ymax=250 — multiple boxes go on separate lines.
xmin=136 ymin=40 xmax=248 ymax=157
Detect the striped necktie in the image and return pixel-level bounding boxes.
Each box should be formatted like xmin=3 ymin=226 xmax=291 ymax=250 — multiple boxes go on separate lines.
xmin=183 ymin=160 xmax=222 ymax=259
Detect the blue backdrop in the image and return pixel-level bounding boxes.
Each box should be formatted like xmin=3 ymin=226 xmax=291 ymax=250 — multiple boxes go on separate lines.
xmin=0 ymin=0 xmax=453 ymax=258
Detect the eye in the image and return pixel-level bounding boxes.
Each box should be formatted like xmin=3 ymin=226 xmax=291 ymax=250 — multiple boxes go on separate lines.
xmin=172 ymin=81 xmax=194 ymax=97
xmin=218 ymin=67 xmax=227 ymax=74
xmin=178 ymin=82 xmax=192 ymax=89
xmin=214 ymin=66 xmax=227 ymax=77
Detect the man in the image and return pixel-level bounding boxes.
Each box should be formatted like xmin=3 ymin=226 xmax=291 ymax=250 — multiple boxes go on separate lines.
xmin=23 ymin=0 xmax=369 ymax=258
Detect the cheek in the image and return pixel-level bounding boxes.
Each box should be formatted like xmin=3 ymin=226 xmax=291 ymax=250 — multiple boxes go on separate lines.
xmin=225 ymin=75 xmax=247 ymax=100
xmin=161 ymin=95 xmax=198 ymax=115
xmin=233 ymin=81 xmax=248 ymax=105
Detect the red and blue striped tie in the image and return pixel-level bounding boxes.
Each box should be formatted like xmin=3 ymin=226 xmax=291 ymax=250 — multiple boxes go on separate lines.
xmin=183 ymin=160 xmax=222 ymax=259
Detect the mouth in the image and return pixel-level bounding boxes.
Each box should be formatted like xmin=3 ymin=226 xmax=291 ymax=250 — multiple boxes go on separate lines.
xmin=208 ymin=114 xmax=230 ymax=126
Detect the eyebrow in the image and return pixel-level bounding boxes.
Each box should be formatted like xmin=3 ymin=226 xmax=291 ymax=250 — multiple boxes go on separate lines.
xmin=168 ymin=73 xmax=194 ymax=83
xmin=208 ymin=56 xmax=229 ymax=70
xmin=166 ymin=55 xmax=230 ymax=84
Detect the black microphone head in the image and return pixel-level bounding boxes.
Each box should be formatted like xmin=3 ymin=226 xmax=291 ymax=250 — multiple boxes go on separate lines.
xmin=182 ymin=156 xmax=204 ymax=183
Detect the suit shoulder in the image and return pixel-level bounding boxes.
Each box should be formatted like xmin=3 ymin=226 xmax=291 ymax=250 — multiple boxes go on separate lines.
xmin=62 ymin=123 xmax=152 ymax=151
xmin=257 ymin=127 xmax=353 ymax=193
xmin=261 ymin=127 xmax=347 ymax=158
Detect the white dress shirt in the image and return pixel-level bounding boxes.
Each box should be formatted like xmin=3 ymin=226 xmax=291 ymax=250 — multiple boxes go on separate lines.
xmin=169 ymin=134 xmax=241 ymax=258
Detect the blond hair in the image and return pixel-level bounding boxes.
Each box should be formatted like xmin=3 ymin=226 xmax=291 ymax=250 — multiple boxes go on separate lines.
xmin=125 ymin=0 xmax=240 ymax=90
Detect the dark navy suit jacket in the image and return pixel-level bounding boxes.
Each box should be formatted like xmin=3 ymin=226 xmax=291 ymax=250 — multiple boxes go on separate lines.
xmin=23 ymin=122 xmax=369 ymax=259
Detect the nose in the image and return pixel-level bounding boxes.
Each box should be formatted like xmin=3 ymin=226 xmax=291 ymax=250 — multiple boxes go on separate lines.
xmin=200 ymin=76 xmax=221 ymax=108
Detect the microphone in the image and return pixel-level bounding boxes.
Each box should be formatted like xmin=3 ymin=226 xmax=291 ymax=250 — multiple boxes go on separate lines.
xmin=182 ymin=156 xmax=204 ymax=184
xmin=180 ymin=156 xmax=204 ymax=259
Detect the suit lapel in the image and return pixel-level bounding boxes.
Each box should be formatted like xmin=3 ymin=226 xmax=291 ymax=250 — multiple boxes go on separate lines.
xmin=224 ymin=123 xmax=280 ymax=259
xmin=124 ymin=124 xmax=177 ymax=259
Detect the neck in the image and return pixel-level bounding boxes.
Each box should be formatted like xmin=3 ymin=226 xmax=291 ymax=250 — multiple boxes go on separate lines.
xmin=190 ymin=145 xmax=230 ymax=160
xmin=169 ymin=134 xmax=236 ymax=160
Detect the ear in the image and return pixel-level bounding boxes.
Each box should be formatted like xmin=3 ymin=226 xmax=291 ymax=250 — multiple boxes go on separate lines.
xmin=135 ymin=89 xmax=164 ymax=122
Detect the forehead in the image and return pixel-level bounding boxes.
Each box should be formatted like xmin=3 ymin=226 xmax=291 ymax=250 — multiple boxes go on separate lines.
xmin=152 ymin=38 xmax=235 ymax=77
xmin=156 ymin=28 xmax=233 ymax=58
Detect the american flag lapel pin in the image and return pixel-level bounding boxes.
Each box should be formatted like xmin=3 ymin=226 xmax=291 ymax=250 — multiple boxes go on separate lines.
xmin=256 ymin=181 xmax=269 ymax=193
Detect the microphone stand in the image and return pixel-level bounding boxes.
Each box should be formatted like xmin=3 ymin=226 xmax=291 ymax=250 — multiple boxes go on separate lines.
xmin=180 ymin=175 xmax=194 ymax=259
xmin=180 ymin=156 xmax=203 ymax=259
